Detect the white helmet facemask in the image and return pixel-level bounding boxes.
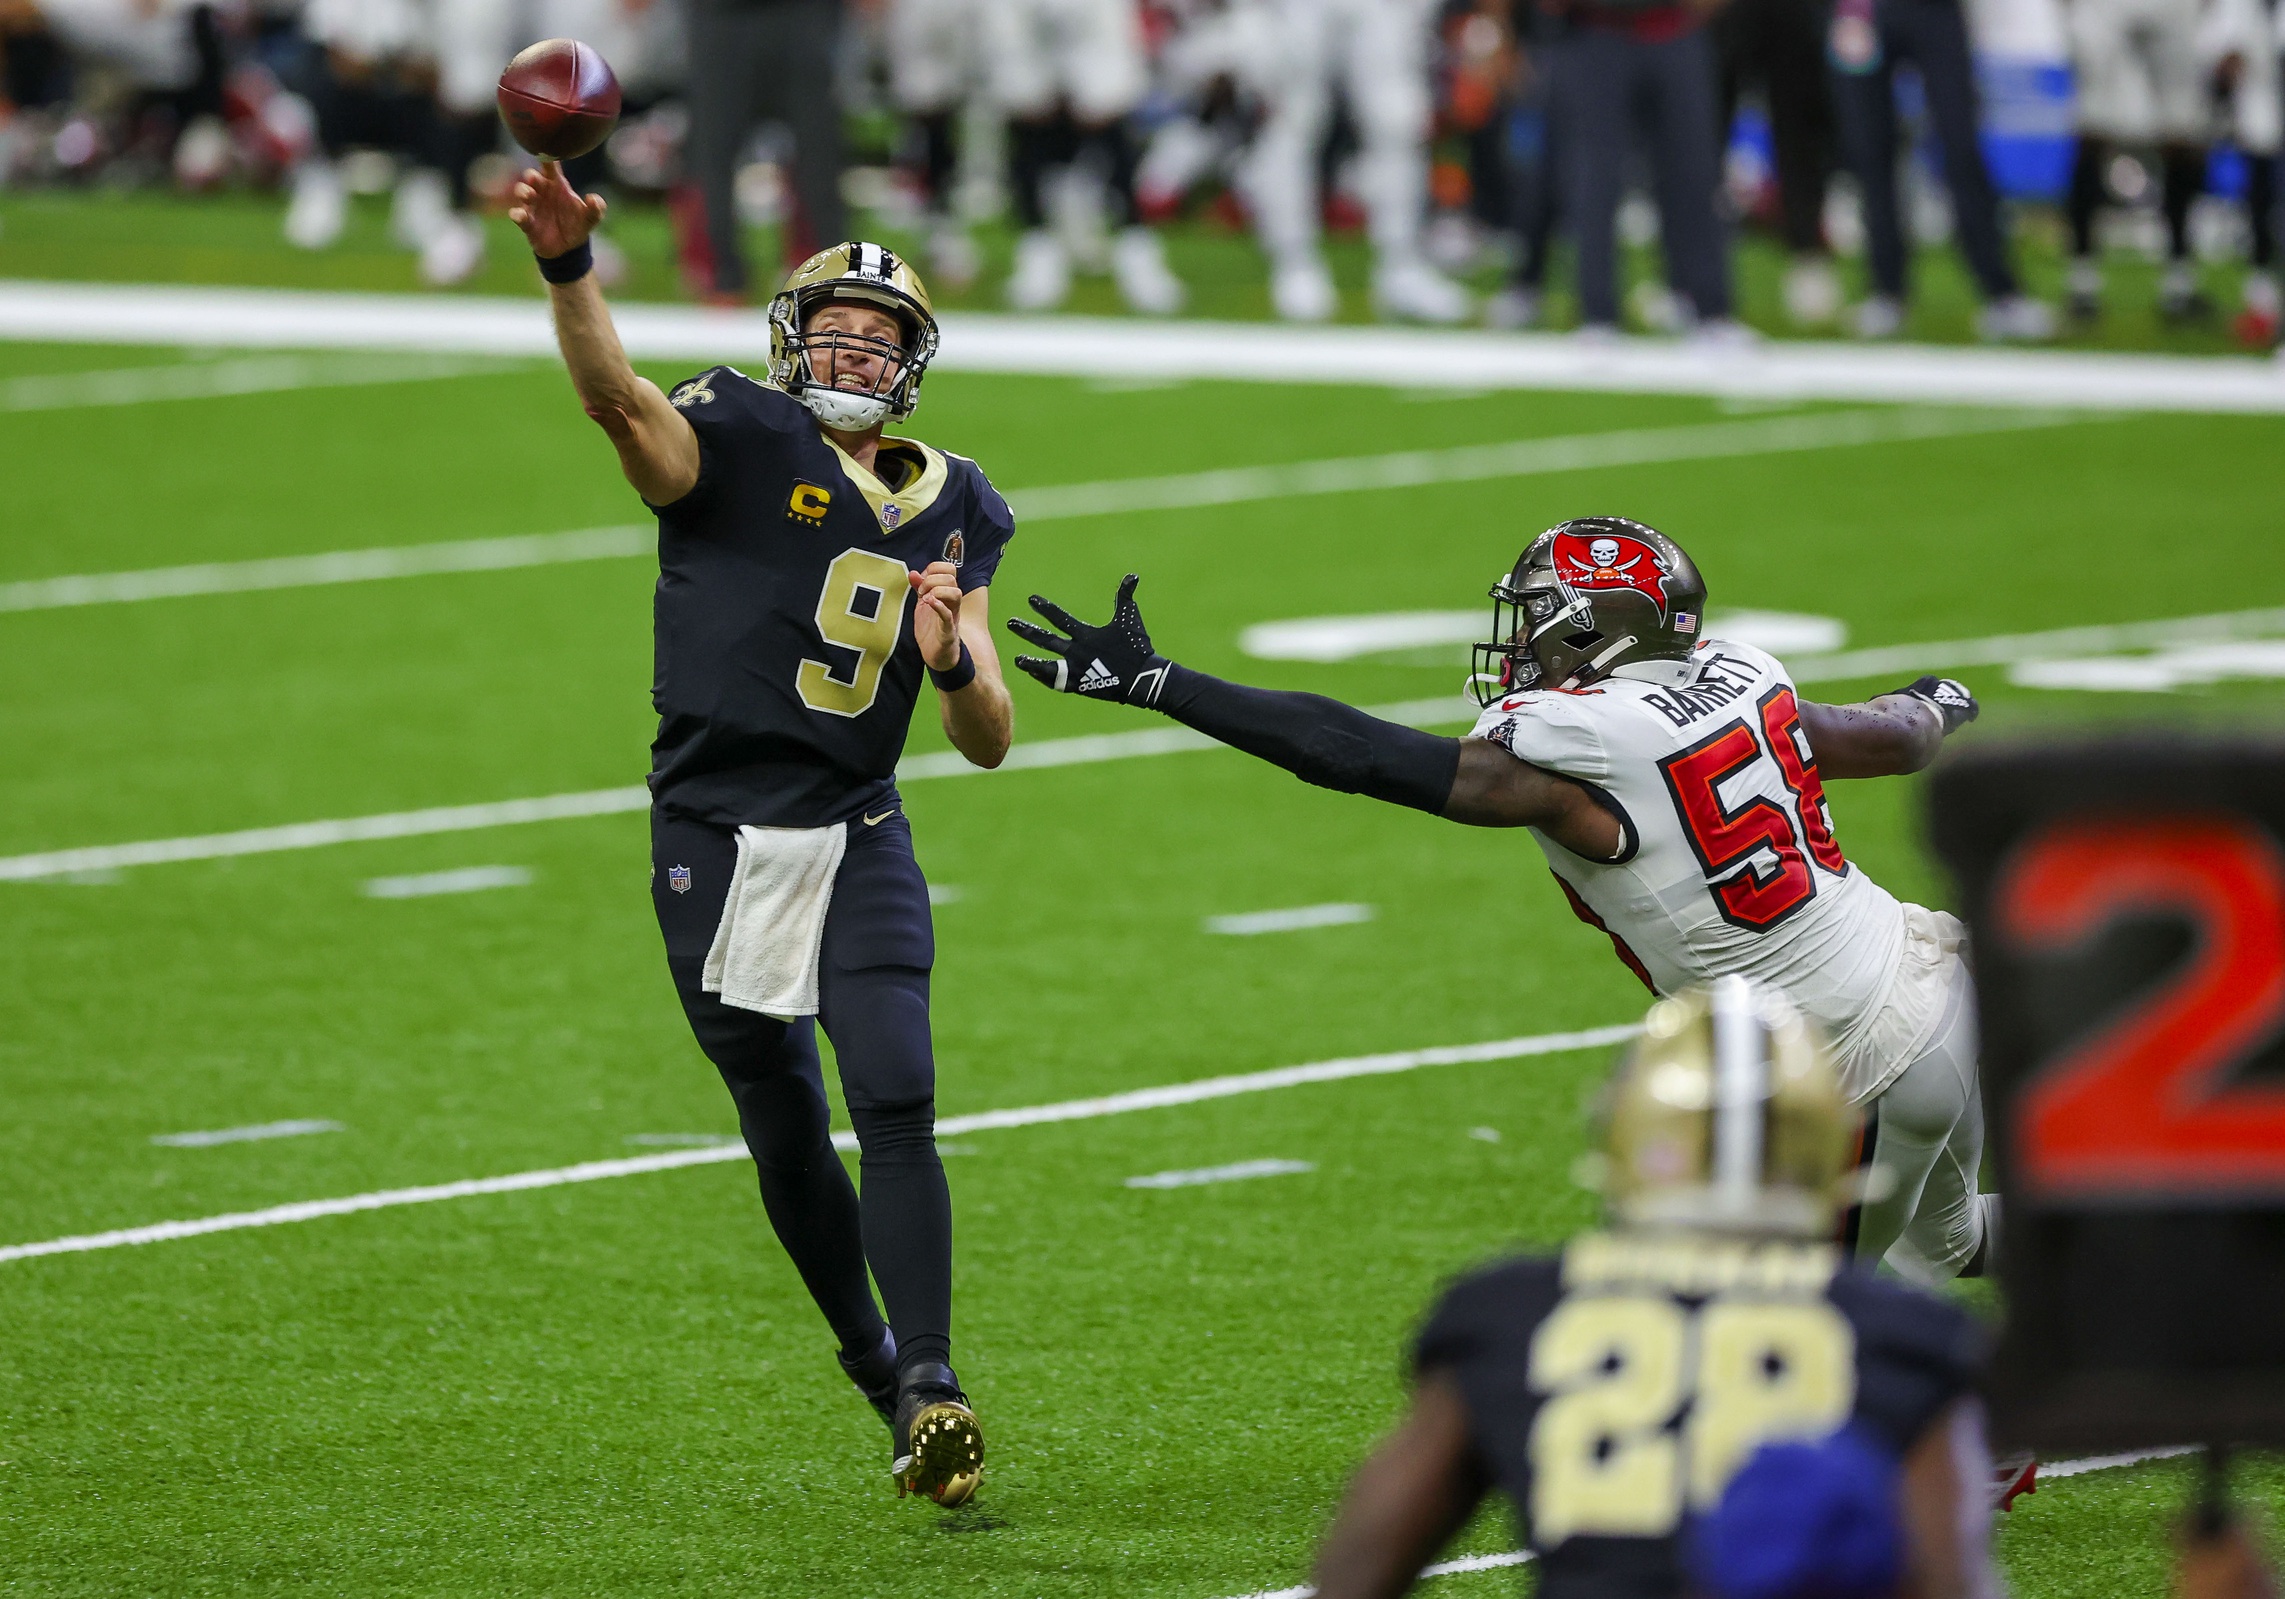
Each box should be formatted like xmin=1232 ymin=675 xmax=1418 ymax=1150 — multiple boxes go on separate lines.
xmin=792 ymin=316 xmax=910 ymax=434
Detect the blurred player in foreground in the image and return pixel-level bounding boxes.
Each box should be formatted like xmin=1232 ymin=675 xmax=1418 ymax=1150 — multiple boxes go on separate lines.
xmin=1011 ymin=519 xmax=1992 ymax=1284
xmin=508 ymin=162 xmax=1014 ymax=1505
xmin=1306 ymin=980 xmax=2003 ymax=1599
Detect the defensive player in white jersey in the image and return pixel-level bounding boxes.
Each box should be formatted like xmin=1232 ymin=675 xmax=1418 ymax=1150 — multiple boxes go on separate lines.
xmin=1007 ymin=517 xmax=1992 ymax=1283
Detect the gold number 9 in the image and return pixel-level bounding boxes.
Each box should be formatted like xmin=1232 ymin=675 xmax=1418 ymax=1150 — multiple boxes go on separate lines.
xmin=799 ymin=548 xmax=912 ymax=718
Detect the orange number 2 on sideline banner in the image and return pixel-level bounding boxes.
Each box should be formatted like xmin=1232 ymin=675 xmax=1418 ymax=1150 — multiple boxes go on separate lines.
xmin=1998 ymin=815 xmax=2285 ymax=1199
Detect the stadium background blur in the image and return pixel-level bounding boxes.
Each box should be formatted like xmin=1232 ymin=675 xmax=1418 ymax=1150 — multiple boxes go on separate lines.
xmin=1 ymin=0 xmax=2281 ymax=345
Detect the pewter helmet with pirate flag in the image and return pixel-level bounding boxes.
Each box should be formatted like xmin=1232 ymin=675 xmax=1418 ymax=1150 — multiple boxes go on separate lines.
xmin=767 ymin=241 xmax=940 ymax=432
xmin=1470 ymin=516 xmax=1709 ymax=704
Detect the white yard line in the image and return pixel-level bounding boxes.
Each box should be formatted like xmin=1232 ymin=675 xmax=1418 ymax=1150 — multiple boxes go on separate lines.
xmin=3 ymin=602 xmax=2283 ymax=883
xmin=0 ymin=1023 xmax=1638 ymax=1265
xmin=0 ymin=699 xmax=1460 ymax=882
xmin=1211 ymin=1448 xmax=2204 ymax=1599
xmin=1206 ymin=904 xmax=1375 ymax=936
xmin=1 ymin=352 xmax=528 ymax=412
xmin=1787 ymin=606 xmax=2285 ymax=683
xmin=0 ymin=408 xmax=2059 ymax=616
xmin=1126 ymin=1159 xmax=1317 ymax=1188
xmin=0 ymin=525 xmax=653 ymax=614
xmin=151 ymin=1119 xmax=344 ymax=1148
xmin=362 ymin=865 xmax=532 ymax=899
xmin=7 ymin=280 xmax=2285 ymax=411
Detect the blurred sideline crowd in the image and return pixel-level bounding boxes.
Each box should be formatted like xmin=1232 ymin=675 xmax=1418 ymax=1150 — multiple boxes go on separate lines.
xmin=3 ymin=0 xmax=2283 ymax=342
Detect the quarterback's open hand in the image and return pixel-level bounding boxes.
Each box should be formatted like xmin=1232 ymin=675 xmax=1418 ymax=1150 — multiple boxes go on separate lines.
xmin=1893 ymin=675 xmax=1979 ymax=734
xmin=507 ymin=160 xmax=605 ymax=259
xmin=1006 ymin=573 xmax=1173 ymax=707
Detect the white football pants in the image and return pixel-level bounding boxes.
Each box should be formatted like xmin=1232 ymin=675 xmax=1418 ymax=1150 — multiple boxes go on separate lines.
xmin=1239 ymin=0 xmax=1435 ymax=263
xmin=1856 ymin=955 xmax=1987 ymax=1284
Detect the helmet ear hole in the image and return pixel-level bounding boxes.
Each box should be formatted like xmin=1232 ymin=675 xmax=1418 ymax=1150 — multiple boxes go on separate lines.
xmin=1562 ymin=630 xmax=1603 ymax=650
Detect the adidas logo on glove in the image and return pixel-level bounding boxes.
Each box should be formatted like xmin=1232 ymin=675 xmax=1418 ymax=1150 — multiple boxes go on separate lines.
xmin=1077 ymin=659 xmax=1121 ymax=694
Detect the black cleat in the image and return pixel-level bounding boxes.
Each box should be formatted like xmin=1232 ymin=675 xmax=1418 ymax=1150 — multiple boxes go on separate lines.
xmin=838 ymin=1328 xmax=898 ymax=1427
xmin=891 ymin=1361 xmax=984 ymax=1506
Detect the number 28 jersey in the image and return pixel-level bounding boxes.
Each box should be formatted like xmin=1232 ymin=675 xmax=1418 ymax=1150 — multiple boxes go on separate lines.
xmin=1468 ymin=639 xmax=1910 ymax=1101
xmin=1415 ymin=1231 xmax=1981 ymax=1599
xmin=648 ymin=367 xmax=1014 ymax=828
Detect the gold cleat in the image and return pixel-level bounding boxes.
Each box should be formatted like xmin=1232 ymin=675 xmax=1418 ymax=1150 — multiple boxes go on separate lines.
xmin=890 ymin=1365 xmax=984 ymax=1506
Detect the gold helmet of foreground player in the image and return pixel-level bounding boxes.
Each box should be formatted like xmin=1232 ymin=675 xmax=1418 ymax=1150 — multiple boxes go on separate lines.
xmin=767 ymin=242 xmax=940 ymax=432
xmin=1591 ymin=977 xmax=1860 ymax=1238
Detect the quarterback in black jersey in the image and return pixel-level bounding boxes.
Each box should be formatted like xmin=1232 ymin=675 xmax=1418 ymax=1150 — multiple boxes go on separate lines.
xmin=510 ymin=164 xmax=1010 ymax=1504
xmin=1308 ymin=981 xmax=2003 ymax=1599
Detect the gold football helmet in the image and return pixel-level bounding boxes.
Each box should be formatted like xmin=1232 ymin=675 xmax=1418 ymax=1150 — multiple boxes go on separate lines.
xmin=1591 ymin=977 xmax=1860 ymax=1238
xmin=767 ymin=242 xmax=940 ymax=431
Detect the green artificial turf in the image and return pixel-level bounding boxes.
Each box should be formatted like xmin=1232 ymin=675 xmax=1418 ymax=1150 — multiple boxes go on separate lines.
xmin=0 ymin=184 xmax=2274 ymax=353
xmin=0 ymin=343 xmax=2281 ymax=1595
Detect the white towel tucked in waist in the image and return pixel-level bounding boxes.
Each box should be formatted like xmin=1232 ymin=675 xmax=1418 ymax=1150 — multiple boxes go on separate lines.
xmin=702 ymin=823 xmax=847 ymax=1018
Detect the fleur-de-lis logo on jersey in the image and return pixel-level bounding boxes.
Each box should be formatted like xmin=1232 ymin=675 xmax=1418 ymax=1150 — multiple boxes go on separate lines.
xmin=670 ymin=375 xmax=716 ymax=409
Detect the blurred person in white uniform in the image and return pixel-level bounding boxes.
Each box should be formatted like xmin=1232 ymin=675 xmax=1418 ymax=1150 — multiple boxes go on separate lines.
xmin=2064 ymin=0 xmax=2216 ymax=321
xmin=1130 ymin=0 xmax=1270 ymax=224
xmin=25 ymin=0 xmax=201 ymax=94
xmin=985 ymin=0 xmax=1187 ymax=312
xmin=884 ymin=0 xmax=985 ymax=289
xmin=283 ymin=0 xmax=457 ymax=272
xmin=1238 ymin=0 xmax=1469 ymax=322
xmin=2202 ymin=0 xmax=2283 ymax=342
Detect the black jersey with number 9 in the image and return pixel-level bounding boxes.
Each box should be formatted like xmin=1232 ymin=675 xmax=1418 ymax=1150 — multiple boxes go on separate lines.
xmin=646 ymin=367 xmax=1015 ymax=827
xmin=1414 ymin=1230 xmax=1981 ymax=1598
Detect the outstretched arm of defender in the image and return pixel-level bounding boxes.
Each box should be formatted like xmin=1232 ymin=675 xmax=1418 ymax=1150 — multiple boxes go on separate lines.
xmin=1800 ymin=677 xmax=1979 ymax=779
xmin=1006 ymin=575 xmax=1624 ymax=859
xmin=508 ymin=161 xmax=700 ymax=505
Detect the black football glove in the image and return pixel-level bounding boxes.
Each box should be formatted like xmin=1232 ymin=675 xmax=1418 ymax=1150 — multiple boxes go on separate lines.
xmin=1892 ymin=675 xmax=1979 ymax=734
xmin=1006 ymin=573 xmax=1174 ymax=708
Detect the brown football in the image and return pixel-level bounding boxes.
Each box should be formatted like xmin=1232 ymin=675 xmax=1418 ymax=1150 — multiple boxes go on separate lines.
xmin=496 ymin=38 xmax=621 ymax=160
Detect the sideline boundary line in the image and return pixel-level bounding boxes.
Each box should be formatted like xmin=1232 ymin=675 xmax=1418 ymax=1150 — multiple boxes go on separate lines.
xmin=3 ymin=604 xmax=2282 ymax=883
xmin=0 ymin=1024 xmax=1639 ymax=1265
xmin=8 ymin=280 xmax=2285 ymax=411
xmin=1213 ymin=1446 xmax=2205 ymax=1599
xmin=0 ymin=407 xmax=2062 ymax=615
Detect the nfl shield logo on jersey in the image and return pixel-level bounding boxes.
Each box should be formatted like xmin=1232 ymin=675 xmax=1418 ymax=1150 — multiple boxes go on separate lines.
xmin=882 ymin=503 xmax=903 ymax=530
xmin=668 ymin=865 xmax=692 ymax=895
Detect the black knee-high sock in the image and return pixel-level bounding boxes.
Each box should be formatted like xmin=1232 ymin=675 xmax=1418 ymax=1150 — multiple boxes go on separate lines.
xmin=1080 ymin=119 xmax=1140 ymax=228
xmin=721 ymin=1061 xmax=885 ymax=1356
xmin=2067 ymin=135 xmax=2107 ymax=258
xmin=917 ymin=110 xmax=958 ymax=212
xmin=2161 ymin=142 xmax=2204 ymax=261
xmin=849 ymin=1100 xmax=952 ymax=1375
xmin=2249 ymin=153 xmax=2277 ymax=271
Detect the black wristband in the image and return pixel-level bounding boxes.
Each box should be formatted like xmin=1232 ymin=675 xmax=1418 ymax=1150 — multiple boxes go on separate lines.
xmin=536 ymin=240 xmax=593 ymax=284
xmin=929 ymin=640 xmax=977 ymax=694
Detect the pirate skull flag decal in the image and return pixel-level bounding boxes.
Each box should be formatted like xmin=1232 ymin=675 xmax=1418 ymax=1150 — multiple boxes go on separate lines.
xmin=1551 ymin=529 xmax=1677 ymax=622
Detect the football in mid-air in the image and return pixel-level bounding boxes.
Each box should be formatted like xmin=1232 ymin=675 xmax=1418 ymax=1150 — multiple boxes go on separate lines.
xmin=496 ymin=38 xmax=621 ymax=160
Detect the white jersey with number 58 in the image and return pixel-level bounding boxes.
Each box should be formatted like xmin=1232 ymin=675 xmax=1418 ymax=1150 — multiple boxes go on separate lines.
xmin=1471 ymin=639 xmax=1937 ymax=1103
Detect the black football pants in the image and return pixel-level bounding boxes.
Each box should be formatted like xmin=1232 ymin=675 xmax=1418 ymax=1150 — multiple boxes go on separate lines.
xmin=680 ymin=0 xmax=850 ymax=294
xmin=1829 ymin=0 xmax=2019 ymax=301
xmin=1544 ymin=25 xmax=1735 ymax=327
xmin=651 ymin=805 xmax=950 ymax=1376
